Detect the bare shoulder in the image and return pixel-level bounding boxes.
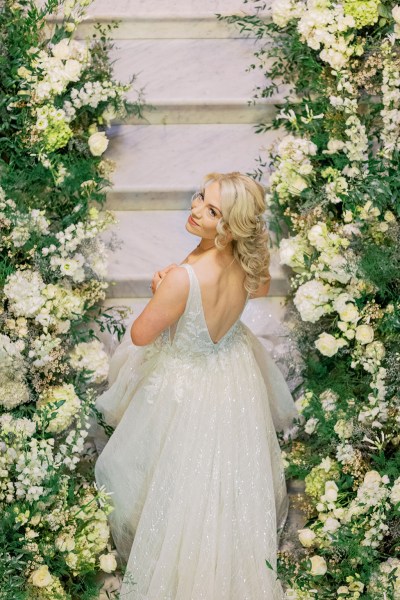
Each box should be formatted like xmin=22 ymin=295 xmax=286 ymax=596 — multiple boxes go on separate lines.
xmin=155 ymin=265 xmax=190 ymax=298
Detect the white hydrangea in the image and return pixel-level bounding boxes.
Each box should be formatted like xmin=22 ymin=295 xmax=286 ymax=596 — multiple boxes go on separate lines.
xmin=279 ymin=235 xmax=311 ymax=270
xmin=36 ymin=384 xmax=81 ymax=434
xmin=4 ymin=270 xmax=46 ymax=317
xmin=269 ymin=134 xmax=317 ymax=203
xmin=69 ymin=340 xmax=109 ymax=384
xmin=271 ymin=0 xmax=305 ymax=27
xmin=336 ymin=442 xmax=355 ymax=464
xmin=0 ymin=379 xmax=30 ymax=410
xmin=293 ymin=279 xmax=335 ymax=322
xmin=334 ymin=418 xmax=353 ymax=439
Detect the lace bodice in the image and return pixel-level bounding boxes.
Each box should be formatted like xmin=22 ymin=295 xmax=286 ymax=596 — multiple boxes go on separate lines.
xmin=152 ymin=263 xmax=250 ymax=358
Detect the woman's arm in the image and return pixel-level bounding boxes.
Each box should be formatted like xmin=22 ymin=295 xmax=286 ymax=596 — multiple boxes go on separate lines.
xmin=131 ymin=267 xmax=189 ymax=346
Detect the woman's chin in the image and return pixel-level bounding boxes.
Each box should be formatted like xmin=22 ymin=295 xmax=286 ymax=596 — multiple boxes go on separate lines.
xmin=185 ymin=222 xmax=200 ymax=236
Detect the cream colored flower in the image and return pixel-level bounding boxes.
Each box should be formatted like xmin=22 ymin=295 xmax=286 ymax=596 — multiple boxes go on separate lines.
xmin=99 ymin=553 xmax=117 ymax=573
xmin=88 ymin=131 xmax=109 ymax=156
xmin=392 ymin=5 xmax=400 ymax=23
xmin=30 ymin=565 xmax=53 ymax=588
xmin=324 ymin=480 xmax=338 ymax=502
xmin=298 ymin=528 xmax=316 ymax=547
xmin=355 ymin=324 xmax=374 ymax=344
xmin=309 ymin=555 xmax=327 ymax=576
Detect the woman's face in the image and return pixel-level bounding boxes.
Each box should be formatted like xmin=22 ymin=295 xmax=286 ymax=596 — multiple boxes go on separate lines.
xmin=185 ymin=181 xmax=223 ymax=240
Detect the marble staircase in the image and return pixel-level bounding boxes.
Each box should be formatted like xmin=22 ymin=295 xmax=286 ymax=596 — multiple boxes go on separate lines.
xmin=78 ymin=0 xmax=305 ymax=592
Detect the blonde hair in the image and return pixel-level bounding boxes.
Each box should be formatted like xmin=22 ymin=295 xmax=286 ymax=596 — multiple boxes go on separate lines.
xmin=202 ymin=171 xmax=271 ymax=295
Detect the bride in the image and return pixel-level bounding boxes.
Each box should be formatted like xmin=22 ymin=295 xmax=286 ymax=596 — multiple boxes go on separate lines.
xmin=94 ymin=171 xmax=299 ymax=599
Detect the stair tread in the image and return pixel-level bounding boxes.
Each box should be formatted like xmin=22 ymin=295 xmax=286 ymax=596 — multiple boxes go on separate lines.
xmin=105 ymin=124 xmax=280 ymax=192
xmin=110 ymin=39 xmax=277 ymax=105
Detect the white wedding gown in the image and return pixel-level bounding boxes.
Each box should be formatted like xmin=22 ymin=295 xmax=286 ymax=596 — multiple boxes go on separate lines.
xmin=94 ymin=263 xmax=299 ymax=600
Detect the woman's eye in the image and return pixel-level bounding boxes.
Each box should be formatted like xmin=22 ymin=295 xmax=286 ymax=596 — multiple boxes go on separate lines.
xmin=209 ymin=208 xmax=217 ymax=217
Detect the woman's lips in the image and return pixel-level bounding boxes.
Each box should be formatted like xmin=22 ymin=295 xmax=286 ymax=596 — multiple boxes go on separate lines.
xmin=188 ymin=215 xmax=199 ymax=227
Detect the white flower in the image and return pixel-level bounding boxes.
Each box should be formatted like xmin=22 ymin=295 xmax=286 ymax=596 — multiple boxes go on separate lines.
xmin=88 ymin=131 xmax=109 ymax=156
xmin=323 ymin=481 xmax=338 ymax=502
xmin=323 ymin=516 xmax=341 ymax=533
xmin=69 ymin=340 xmax=109 ymax=384
xmin=30 ymin=565 xmax=53 ymax=587
xmin=309 ymin=555 xmax=327 ymax=576
xmin=279 ymin=235 xmax=310 ymax=270
xmin=307 ymin=222 xmax=329 ymax=250
xmin=355 ymin=324 xmax=374 ymax=344
xmin=305 ymin=417 xmax=319 ymax=434
xmin=334 ymin=419 xmax=354 ymax=439
xmin=294 ymin=280 xmax=334 ymax=323
xmin=390 ymin=477 xmax=400 ymax=506
xmin=315 ymin=332 xmax=348 ymax=357
xmin=392 ymin=5 xmax=400 ymax=23
xmin=64 ymin=58 xmax=82 ymax=81
xmin=298 ymin=528 xmax=316 ymax=547
xmin=99 ymin=553 xmax=117 ymax=573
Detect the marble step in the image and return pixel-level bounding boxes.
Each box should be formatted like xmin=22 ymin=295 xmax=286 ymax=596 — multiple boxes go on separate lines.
xmin=109 ymin=39 xmax=282 ymax=125
xmin=73 ymin=0 xmax=268 ymax=39
xmin=103 ymin=124 xmax=281 ymax=210
xmin=100 ymin=210 xmax=291 ymax=298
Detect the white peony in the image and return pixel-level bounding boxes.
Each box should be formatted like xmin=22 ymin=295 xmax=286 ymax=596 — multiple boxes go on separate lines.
xmin=355 ymin=324 xmax=374 ymax=344
xmin=88 ymin=131 xmax=109 ymax=156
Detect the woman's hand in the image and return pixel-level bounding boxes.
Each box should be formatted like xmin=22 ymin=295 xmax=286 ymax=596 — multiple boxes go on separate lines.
xmin=150 ymin=263 xmax=179 ymax=295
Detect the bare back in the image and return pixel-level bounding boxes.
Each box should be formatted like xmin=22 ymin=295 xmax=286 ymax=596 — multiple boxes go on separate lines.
xmin=180 ymin=251 xmax=248 ymax=344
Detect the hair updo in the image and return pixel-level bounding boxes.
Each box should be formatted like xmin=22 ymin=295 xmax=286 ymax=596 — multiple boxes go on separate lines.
xmin=202 ymin=171 xmax=271 ymax=295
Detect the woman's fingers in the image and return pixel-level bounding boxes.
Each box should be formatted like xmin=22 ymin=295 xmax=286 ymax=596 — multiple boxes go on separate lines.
xmin=150 ymin=264 xmax=178 ymax=294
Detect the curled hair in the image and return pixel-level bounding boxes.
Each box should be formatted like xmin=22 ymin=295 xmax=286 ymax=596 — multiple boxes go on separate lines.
xmin=202 ymin=171 xmax=271 ymax=295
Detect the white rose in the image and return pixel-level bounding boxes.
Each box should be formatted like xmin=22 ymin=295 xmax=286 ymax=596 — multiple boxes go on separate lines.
xmin=324 ymin=481 xmax=338 ymax=502
xmin=99 ymin=553 xmax=117 ymax=573
xmin=64 ymin=59 xmax=82 ymax=82
xmin=51 ymin=38 xmax=72 ymax=60
xmin=298 ymin=528 xmax=316 ymax=547
xmin=315 ymin=332 xmax=346 ymax=357
xmin=30 ymin=565 xmax=53 ymax=587
xmin=392 ymin=5 xmax=400 ymax=23
xmin=88 ymin=131 xmax=109 ymax=156
xmin=323 ymin=516 xmax=341 ymax=533
xmin=355 ymin=324 xmax=374 ymax=344
xmin=339 ymin=303 xmax=359 ymax=323
xmin=384 ymin=210 xmax=396 ymax=222
xmin=309 ymin=555 xmax=327 ymax=576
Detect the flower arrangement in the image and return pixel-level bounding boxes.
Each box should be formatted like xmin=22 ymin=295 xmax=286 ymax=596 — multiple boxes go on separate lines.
xmin=0 ymin=0 xmax=143 ymax=597
xmin=220 ymin=1 xmax=400 ymax=597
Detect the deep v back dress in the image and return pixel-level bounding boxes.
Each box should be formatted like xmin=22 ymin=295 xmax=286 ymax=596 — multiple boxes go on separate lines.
xmin=94 ymin=263 xmax=299 ymax=599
